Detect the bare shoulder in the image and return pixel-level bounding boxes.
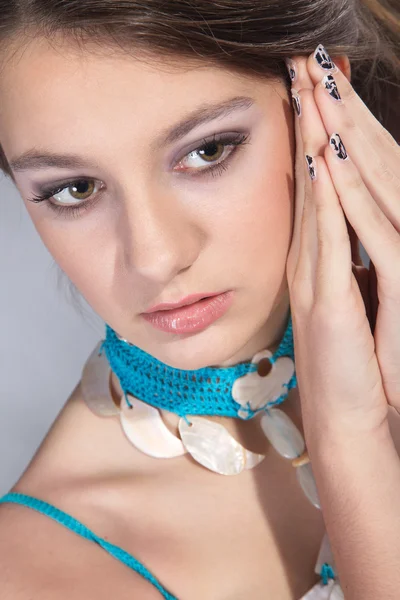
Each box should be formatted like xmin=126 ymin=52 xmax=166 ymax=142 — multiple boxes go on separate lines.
xmin=0 ymin=501 xmax=51 ymax=598
xmin=0 ymin=384 xmax=166 ymax=599
xmin=0 ymin=501 xmax=164 ymax=599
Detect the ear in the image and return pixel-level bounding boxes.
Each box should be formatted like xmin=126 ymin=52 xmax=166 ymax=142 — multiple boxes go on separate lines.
xmin=332 ymin=54 xmax=351 ymax=82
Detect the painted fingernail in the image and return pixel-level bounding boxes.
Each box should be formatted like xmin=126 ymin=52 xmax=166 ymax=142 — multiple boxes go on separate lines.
xmin=285 ymin=58 xmax=297 ymax=83
xmin=313 ymin=44 xmax=335 ymax=71
xmin=322 ymin=74 xmax=342 ymax=102
xmin=291 ymin=89 xmax=301 ymax=116
xmin=305 ymin=154 xmax=317 ymax=180
xmin=329 ymin=133 xmax=348 ymax=160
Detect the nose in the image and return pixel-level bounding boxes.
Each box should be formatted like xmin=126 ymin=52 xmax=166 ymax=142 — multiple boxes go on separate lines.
xmin=118 ymin=187 xmax=203 ymax=285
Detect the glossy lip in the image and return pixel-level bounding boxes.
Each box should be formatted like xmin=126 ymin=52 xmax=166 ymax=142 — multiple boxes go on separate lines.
xmin=142 ymin=290 xmax=234 ymax=334
xmin=143 ymin=291 xmax=221 ymax=314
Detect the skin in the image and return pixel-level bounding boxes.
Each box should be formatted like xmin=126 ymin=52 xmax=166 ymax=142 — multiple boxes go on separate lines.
xmin=0 ymin=35 xmax=300 ymax=446
xmin=1 ymin=35 xmax=371 ymax=599
xmin=0 ymin=36 xmax=294 ymax=372
xmin=285 ymin=49 xmax=400 ymax=597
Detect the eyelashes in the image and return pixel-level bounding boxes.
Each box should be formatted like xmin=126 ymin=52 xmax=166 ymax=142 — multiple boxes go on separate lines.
xmin=29 ymin=179 xmax=105 ymax=220
xmin=27 ymin=131 xmax=251 ymax=220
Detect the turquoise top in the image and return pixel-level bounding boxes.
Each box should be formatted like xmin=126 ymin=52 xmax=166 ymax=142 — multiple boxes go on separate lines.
xmin=0 ymin=492 xmax=178 ymax=599
xmin=0 ymin=491 xmax=335 ymax=595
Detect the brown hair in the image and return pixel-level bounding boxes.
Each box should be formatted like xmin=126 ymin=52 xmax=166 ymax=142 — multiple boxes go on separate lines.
xmin=0 ymin=0 xmax=399 ymax=181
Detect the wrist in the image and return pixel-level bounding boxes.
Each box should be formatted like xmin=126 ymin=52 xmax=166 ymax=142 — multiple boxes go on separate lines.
xmin=304 ymin=413 xmax=393 ymax=462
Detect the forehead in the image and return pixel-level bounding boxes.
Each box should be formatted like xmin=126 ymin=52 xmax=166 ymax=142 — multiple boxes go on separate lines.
xmin=0 ymin=37 xmax=283 ymax=166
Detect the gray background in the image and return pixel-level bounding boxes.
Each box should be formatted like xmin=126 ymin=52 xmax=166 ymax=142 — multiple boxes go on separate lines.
xmin=0 ymin=173 xmax=369 ymax=496
xmin=0 ymin=174 xmax=103 ymax=496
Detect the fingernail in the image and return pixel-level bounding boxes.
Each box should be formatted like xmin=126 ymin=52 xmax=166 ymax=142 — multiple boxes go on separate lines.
xmin=285 ymin=58 xmax=297 ymax=83
xmin=305 ymin=154 xmax=317 ymax=180
xmin=322 ymin=74 xmax=342 ymax=102
xmin=313 ymin=44 xmax=335 ymax=71
xmin=329 ymin=133 xmax=348 ymax=160
xmin=291 ymin=89 xmax=301 ymax=116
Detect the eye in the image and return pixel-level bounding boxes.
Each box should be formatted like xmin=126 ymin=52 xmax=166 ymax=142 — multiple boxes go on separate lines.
xmin=174 ymin=132 xmax=250 ymax=175
xmin=27 ymin=178 xmax=105 ymax=218
xmin=26 ymin=131 xmax=250 ymax=219
xmin=46 ymin=179 xmax=101 ymax=206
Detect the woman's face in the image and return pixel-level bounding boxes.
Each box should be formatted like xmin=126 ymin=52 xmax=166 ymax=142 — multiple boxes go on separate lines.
xmin=0 ymin=37 xmax=294 ymax=369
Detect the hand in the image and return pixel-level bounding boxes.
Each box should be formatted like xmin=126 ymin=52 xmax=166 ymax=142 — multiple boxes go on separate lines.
xmin=285 ymin=45 xmax=400 ymax=445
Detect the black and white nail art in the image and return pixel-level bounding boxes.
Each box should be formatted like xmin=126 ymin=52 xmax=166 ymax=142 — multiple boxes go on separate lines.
xmin=291 ymin=90 xmax=301 ymax=116
xmin=322 ymin=74 xmax=341 ymax=101
xmin=314 ymin=44 xmax=335 ymax=70
xmin=329 ymin=133 xmax=348 ymax=160
xmin=285 ymin=58 xmax=297 ymax=83
xmin=305 ymin=154 xmax=317 ymax=180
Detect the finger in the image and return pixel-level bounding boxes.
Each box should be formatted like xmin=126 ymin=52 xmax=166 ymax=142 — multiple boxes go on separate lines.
xmin=287 ymin=109 xmax=317 ymax=303
xmin=286 ymin=57 xmax=315 ymax=286
xmin=307 ymin=44 xmax=400 ymax=172
xmin=297 ymin=87 xmax=329 ymax=158
xmin=306 ymin=46 xmax=400 ymax=230
xmin=308 ymin=156 xmax=353 ymax=305
xmin=293 ymin=83 xmax=334 ymax=304
xmin=292 ymin=88 xmax=327 ymax=298
xmin=286 ymin=55 xmax=314 ymax=90
xmin=325 ymin=134 xmax=400 ymax=286
xmin=293 ymin=153 xmax=317 ymax=308
xmin=287 ymin=56 xmax=330 ymax=301
xmin=289 ymin=56 xmax=322 ymax=152
xmin=287 ymin=67 xmax=319 ymax=301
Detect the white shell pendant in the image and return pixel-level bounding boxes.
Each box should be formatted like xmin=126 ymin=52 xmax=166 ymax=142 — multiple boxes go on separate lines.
xmin=178 ymin=416 xmax=265 ymax=475
xmin=81 ymin=341 xmax=120 ymax=417
xmin=260 ymin=408 xmax=305 ymax=459
xmin=232 ymin=351 xmax=295 ymax=412
xmin=296 ymin=462 xmax=321 ymax=509
xmin=120 ymin=394 xmax=187 ymax=458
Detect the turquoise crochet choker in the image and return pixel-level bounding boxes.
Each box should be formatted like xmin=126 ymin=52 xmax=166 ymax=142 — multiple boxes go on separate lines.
xmin=99 ymin=312 xmax=297 ymax=422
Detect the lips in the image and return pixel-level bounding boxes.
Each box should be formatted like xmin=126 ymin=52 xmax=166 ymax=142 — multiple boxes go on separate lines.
xmin=141 ymin=290 xmax=234 ymax=334
xmin=144 ymin=292 xmax=220 ymax=314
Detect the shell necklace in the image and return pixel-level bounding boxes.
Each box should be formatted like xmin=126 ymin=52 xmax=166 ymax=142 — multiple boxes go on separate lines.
xmin=80 ymin=314 xmax=321 ymax=510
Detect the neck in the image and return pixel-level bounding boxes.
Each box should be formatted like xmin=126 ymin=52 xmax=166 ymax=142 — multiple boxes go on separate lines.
xmin=109 ymin=293 xmax=295 ymax=455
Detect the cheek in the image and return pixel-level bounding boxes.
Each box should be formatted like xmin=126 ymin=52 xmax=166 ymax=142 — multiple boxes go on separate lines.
xmin=210 ymin=123 xmax=294 ymax=280
xmin=26 ymin=209 xmax=115 ymax=311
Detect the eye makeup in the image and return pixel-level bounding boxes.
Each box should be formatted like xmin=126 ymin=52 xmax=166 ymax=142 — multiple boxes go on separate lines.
xmin=26 ymin=130 xmax=251 ymax=219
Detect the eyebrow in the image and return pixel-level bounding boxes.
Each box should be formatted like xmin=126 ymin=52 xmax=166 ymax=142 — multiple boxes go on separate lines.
xmin=9 ymin=96 xmax=255 ymax=173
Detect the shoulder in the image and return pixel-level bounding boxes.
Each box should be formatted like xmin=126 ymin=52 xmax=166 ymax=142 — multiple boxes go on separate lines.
xmin=0 ymin=501 xmax=163 ymax=599
xmin=0 ymin=501 xmax=46 ymax=598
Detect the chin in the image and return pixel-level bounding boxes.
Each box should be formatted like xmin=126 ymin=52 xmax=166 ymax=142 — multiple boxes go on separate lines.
xmin=140 ymin=322 xmax=252 ymax=371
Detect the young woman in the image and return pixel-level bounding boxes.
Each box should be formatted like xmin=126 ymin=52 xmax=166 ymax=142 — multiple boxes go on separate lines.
xmin=0 ymin=1 xmax=399 ymax=598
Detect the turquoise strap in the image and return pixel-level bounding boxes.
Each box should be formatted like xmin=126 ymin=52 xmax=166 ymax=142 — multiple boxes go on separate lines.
xmin=320 ymin=562 xmax=336 ymax=585
xmin=0 ymin=492 xmax=178 ymax=600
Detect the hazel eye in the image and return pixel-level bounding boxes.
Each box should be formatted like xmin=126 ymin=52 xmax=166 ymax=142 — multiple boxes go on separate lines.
xmin=176 ymin=138 xmax=238 ymax=173
xmin=52 ymin=179 xmax=98 ymax=205
xmin=196 ymin=141 xmax=225 ymax=163
xmin=26 ymin=131 xmax=250 ymax=219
